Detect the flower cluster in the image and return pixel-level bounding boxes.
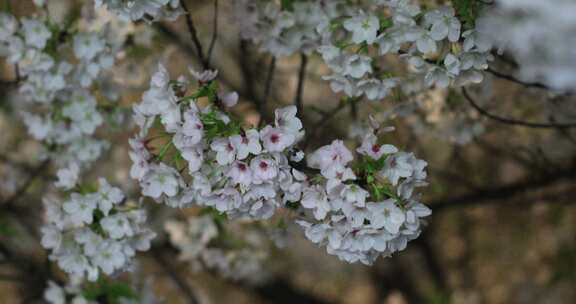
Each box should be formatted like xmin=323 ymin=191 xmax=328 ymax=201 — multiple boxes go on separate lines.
xmin=296 ymin=122 xmax=431 ymax=265
xmin=165 ymin=215 xmax=268 ymax=283
xmin=41 ymin=178 xmax=155 ymax=281
xmin=234 ymin=0 xmax=342 ymax=57
xmin=0 ymin=13 xmax=113 ymax=172
xmin=44 ymin=280 xmax=91 ymax=304
xmin=130 ymin=64 xmax=306 ymax=220
xmin=235 ymin=1 xmax=493 ymax=101
xmin=44 ymin=276 xmax=157 ymax=304
xmin=95 ymin=0 xmax=182 ymax=22
xmin=130 ymin=64 xmax=431 ymax=265
xmin=478 ymin=0 xmax=576 ymax=92
xmin=319 ymin=1 xmax=492 ymax=100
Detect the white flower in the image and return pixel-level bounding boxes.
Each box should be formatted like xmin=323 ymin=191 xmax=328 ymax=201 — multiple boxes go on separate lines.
xmin=93 ymin=241 xmax=126 ymax=275
xmin=341 ymin=184 xmax=369 ymax=207
xmin=180 ymin=146 xmax=204 ymax=173
xmin=55 ymin=163 xmax=80 ymax=190
xmin=101 ymin=214 xmax=134 ymax=239
xmin=211 ymin=137 xmax=237 ymax=165
xmin=341 ymin=200 xmax=368 ymax=227
xmin=0 ymin=13 xmax=17 ymax=41
xmin=424 ymin=66 xmax=450 ymax=88
xmin=174 ymin=111 xmax=204 ymax=148
xmin=357 ymin=133 xmax=398 ymax=160
xmin=190 ymin=68 xmax=218 ymax=82
xmin=250 ymin=156 xmax=278 ymax=183
xmin=41 ymin=225 xmax=62 ymax=250
xmin=343 ymin=13 xmax=380 ymax=44
xmin=230 ymin=129 xmax=262 ymax=159
xmin=380 ymin=153 xmax=413 ymax=185
xmin=73 ymin=33 xmax=105 ymax=60
xmin=44 ymin=281 xmax=65 ymax=304
xmin=96 ymin=178 xmax=124 ymax=215
xmin=413 ymin=29 xmax=437 ymax=54
xmin=425 ymin=7 xmax=461 ymax=42
xmin=207 ymin=187 xmax=242 ymax=212
xmin=343 ymin=54 xmax=373 ymax=79
xmin=307 ymin=140 xmax=353 ymax=174
xmin=63 ymin=193 xmax=97 ymax=226
xmin=444 ymin=53 xmax=461 ymax=75
xmin=141 ymin=163 xmax=181 ymax=199
xmin=274 ymin=105 xmax=302 ymax=134
xmin=21 ymin=112 xmax=53 ymax=140
xmin=219 ymin=91 xmax=239 ymax=107
xmin=260 ymin=125 xmax=295 ymax=152
xmin=323 ymin=74 xmax=360 ymax=97
xmin=357 ymin=78 xmax=398 ymax=101
xmin=301 ymin=185 xmax=330 ymax=220
xmin=227 ymin=161 xmax=253 ymax=186
xmin=367 ymin=200 xmax=406 ymax=234
xmin=21 ymin=18 xmax=51 ymax=49
xmin=297 ymin=221 xmax=329 ymax=244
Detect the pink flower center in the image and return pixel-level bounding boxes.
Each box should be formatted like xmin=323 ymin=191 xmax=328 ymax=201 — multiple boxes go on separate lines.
xmin=270 ymin=133 xmax=280 ymax=144
xmin=259 ymin=161 xmax=268 ymax=170
xmin=226 ymin=143 xmax=234 ymax=152
xmin=371 ymin=144 xmax=380 ymax=153
xmin=238 ymin=163 xmax=247 ymax=171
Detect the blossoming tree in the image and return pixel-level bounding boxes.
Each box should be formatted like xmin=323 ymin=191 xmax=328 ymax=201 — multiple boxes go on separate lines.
xmin=1 ymin=0 xmax=575 ymax=303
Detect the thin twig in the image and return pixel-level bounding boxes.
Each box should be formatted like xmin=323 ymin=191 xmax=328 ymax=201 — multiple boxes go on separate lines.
xmin=180 ymin=0 xmax=209 ymax=69
xmin=262 ymin=56 xmax=276 ymax=119
xmin=303 ymin=101 xmax=348 ymax=149
xmin=430 ymin=163 xmax=576 ymax=211
xmin=486 ymin=67 xmax=573 ymax=95
xmin=1 ymin=160 xmax=50 ymax=206
xmin=151 ymin=247 xmax=200 ymax=304
xmin=294 ymin=54 xmax=308 ymax=118
xmin=206 ymin=0 xmax=218 ymax=65
xmin=462 ymin=88 xmax=576 ymax=129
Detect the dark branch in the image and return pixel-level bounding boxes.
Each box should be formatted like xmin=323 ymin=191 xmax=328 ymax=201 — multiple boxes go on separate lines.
xmin=430 ymin=163 xmax=576 ymax=212
xmin=180 ymin=1 xmax=209 ymax=69
xmin=150 ymin=247 xmax=200 ymax=304
xmin=206 ymin=0 xmax=218 ymax=65
xmin=294 ymin=54 xmax=308 ymax=118
xmin=486 ymin=67 xmax=573 ymax=95
xmin=262 ymin=56 xmax=276 ymax=120
xmin=1 ymin=160 xmax=50 ymax=207
xmin=462 ymin=88 xmax=576 ymax=129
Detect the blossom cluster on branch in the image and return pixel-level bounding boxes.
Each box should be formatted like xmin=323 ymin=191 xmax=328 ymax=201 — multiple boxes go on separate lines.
xmin=42 ymin=178 xmax=155 ymax=281
xmin=0 ymin=11 xmax=115 ymax=176
xmin=129 ymin=64 xmax=431 ymax=265
xmin=235 ymin=0 xmax=493 ymax=101
xmin=94 ymin=0 xmax=182 ymax=22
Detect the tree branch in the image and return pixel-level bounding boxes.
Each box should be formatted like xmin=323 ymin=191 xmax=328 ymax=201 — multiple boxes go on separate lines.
xmin=180 ymin=1 xmax=209 ymax=69
xmin=430 ymin=163 xmax=576 ymax=212
xmin=150 ymin=247 xmax=200 ymax=304
xmin=206 ymin=0 xmax=218 ymax=65
xmin=262 ymin=56 xmax=276 ymax=121
xmin=1 ymin=160 xmax=50 ymax=207
xmin=462 ymin=88 xmax=576 ymax=129
xmin=486 ymin=67 xmax=558 ymax=92
xmin=294 ymin=54 xmax=308 ymax=118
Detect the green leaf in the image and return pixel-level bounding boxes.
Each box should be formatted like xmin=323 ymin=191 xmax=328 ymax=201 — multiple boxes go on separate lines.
xmin=83 ymin=279 xmax=137 ymax=303
xmin=452 ymin=0 xmax=481 ymax=29
xmin=281 ymin=0 xmax=295 ymax=11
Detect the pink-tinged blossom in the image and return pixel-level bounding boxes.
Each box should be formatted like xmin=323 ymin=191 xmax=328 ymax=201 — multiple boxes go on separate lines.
xmin=230 ymin=129 xmax=262 ymax=159
xmin=260 ymin=126 xmax=295 ymax=152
